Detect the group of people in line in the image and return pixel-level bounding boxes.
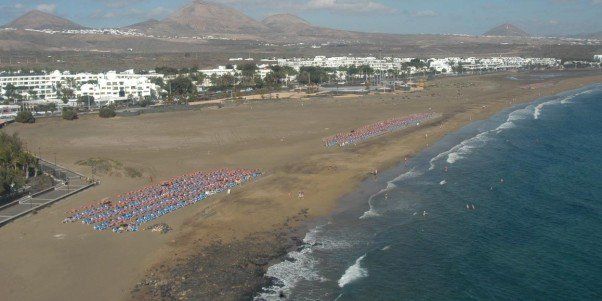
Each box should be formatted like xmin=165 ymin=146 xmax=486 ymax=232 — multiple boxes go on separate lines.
xmin=63 ymin=168 xmax=261 ymax=233
xmin=323 ymin=113 xmax=439 ymax=147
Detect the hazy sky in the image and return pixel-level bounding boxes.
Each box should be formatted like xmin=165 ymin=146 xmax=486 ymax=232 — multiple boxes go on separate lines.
xmin=0 ymin=0 xmax=600 ymax=35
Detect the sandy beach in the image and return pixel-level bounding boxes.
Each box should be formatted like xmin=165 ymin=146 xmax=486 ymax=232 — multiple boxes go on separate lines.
xmin=0 ymin=70 xmax=600 ymax=301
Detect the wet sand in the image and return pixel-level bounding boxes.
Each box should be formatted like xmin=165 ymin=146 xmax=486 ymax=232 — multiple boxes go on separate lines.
xmin=0 ymin=71 xmax=600 ymax=301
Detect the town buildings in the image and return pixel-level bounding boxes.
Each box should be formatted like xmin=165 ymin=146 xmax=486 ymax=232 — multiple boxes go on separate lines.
xmin=277 ymin=56 xmax=561 ymax=75
xmin=0 ymin=69 xmax=161 ymax=105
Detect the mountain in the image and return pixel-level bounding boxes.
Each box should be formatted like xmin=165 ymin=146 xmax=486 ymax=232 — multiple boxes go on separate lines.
xmin=260 ymin=13 xmax=365 ymax=41
xmin=123 ymin=19 xmax=199 ymax=37
xmin=483 ymin=23 xmax=529 ymax=37
xmin=3 ymin=10 xmax=87 ymax=30
xmin=261 ymin=14 xmax=313 ymax=32
xmin=163 ymin=0 xmax=267 ymax=35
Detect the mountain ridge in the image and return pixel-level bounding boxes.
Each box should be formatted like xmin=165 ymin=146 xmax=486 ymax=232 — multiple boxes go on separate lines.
xmin=483 ymin=23 xmax=529 ymax=37
xmin=3 ymin=10 xmax=87 ymax=30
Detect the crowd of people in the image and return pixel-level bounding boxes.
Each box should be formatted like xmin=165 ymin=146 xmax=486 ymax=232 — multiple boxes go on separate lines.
xmin=63 ymin=168 xmax=261 ymax=233
xmin=323 ymin=112 xmax=439 ymax=147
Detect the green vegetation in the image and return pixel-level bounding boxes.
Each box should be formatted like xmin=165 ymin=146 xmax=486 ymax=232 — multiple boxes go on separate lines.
xmin=3 ymin=84 xmax=26 ymax=102
xmin=34 ymin=103 xmax=57 ymax=113
xmin=210 ymin=74 xmax=236 ymax=91
xmin=62 ymin=107 xmax=78 ymax=120
xmin=168 ymin=76 xmax=196 ymax=96
xmin=15 ymin=111 xmax=35 ymax=123
xmin=0 ymin=132 xmax=37 ymax=195
xmin=137 ymin=98 xmax=154 ymax=107
xmin=98 ymin=106 xmax=117 ymax=118
xmin=264 ymin=65 xmax=296 ymax=88
xmin=76 ymin=157 xmax=142 ymax=178
xmin=405 ymin=58 xmax=428 ymax=69
xmin=298 ymin=66 xmax=331 ymax=85
xmin=77 ymin=95 xmax=95 ymax=108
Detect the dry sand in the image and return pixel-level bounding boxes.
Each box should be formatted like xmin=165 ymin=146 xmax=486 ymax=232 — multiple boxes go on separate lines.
xmin=0 ymin=71 xmax=600 ymax=301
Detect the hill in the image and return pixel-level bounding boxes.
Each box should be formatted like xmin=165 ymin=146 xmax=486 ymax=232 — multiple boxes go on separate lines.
xmin=261 ymin=14 xmax=313 ymax=32
xmin=3 ymin=10 xmax=87 ymax=30
xmin=483 ymin=23 xmax=529 ymax=37
xmin=162 ymin=0 xmax=267 ymax=35
xmin=123 ymin=19 xmax=198 ymax=37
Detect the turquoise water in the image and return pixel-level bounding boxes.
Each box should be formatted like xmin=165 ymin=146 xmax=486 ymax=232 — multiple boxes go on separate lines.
xmin=257 ymin=83 xmax=602 ymax=301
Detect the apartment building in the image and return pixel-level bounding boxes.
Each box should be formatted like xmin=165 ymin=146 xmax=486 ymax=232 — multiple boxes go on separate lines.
xmin=0 ymin=69 xmax=161 ymax=103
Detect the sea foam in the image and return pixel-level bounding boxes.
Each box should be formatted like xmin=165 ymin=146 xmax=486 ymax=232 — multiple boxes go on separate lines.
xmin=338 ymin=255 xmax=368 ymax=288
xmin=361 ymin=170 xmax=420 ymax=219
xmin=255 ymin=227 xmax=324 ymax=300
xmin=429 ymin=104 xmax=535 ymax=170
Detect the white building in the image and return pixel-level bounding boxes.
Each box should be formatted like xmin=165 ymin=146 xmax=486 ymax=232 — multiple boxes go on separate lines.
xmin=277 ymin=56 xmax=408 ymax=71
xmin=199 ymin=66 xmax=238 ymax=78
xmin=76 ymin=71 xmax=159 ymax=105
xmin=277 ymin=56 xmax=560 ymax=75
xmin=0 ymin=69 xmax=161 ymax=104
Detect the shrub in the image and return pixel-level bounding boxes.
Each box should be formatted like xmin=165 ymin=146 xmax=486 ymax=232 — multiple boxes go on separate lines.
xmin=99 ymin=106 xmax=117 ymax=118
xmin=62 ymin=107 xmax=78 ymax=120
xmin=15 ymin=111 xmax=35 ymax=123
xmin=137 ymin=99 xmax=154 ymax=107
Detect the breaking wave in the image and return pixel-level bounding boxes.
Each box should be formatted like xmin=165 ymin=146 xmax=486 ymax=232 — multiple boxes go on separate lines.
xmin=361 ymin=169 xmax=420 ymax=219
xmin=255 ymin=227 xmax=324 ymax=300
xmin=256 ymin=223 xmax=354 ymax=300
xmin=429 ymin=97 xmax=559 ymax=170
xmin=338 ymin=255 xmax=368 ymax=288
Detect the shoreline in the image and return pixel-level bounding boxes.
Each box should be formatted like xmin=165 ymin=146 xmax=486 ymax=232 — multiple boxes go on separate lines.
xmin=257 ymin=82 xmax=602 ymax=299
xmin=0 ymin=71 xmax=600 ymax=301
xmin=130 ymin=72 xmax=602 ymax=300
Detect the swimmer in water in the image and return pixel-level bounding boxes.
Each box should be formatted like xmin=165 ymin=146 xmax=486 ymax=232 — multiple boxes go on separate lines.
xmin=500 ymin=178 xmax=504 ymax=183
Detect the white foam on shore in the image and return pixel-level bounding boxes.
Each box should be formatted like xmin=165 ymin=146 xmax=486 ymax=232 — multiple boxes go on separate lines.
xmin=430 ymin=104 xmax=536 ymax=170
xmin=430 ymin=86 xmax=601 ymax=170
xmin=256 ymin=224 xmax=354 ymax=300
xmin=442 ymin=131 xmax=491 ymax=165
xmin=338 ymin=254 xmax=368 ymax=288
xmin=255 ymin=227 xmax=324 ymax=300
xmin=533 ymin=103 xmax=544 ymax=119
xmin=359 ymin=193 xmax=383 ymax=219
xmin=533 ymin=97 xmax=566 ymax=120
xmin=391 ymin=169 xmax=421 ymax=183
xmin=560 ymin=95 xmax=574 ymax=104
xmin=361 ymin=169 xmax=420 ymax=219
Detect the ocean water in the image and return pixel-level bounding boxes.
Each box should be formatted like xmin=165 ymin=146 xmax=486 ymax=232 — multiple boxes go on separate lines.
xmin=257 ymin=83 xmax=602 ymax=301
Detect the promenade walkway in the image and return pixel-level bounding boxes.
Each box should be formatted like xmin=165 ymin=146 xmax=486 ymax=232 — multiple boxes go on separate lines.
xmin=0 ymin=158 xmax=96 ymax=226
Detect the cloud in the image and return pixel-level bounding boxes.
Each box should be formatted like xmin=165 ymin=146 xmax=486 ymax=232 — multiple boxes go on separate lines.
xmin=90 ymin=6 xmax=171 ymax=20
xmin=305 ymin=0 xmax=392 ymax=12
xmin=216 ymin=0 xmax=394 ymax=13
xmin=95 ymin=0 xmax=155 ymax=9
xmin=412 ymin=10 xmax=438 ymax=17
xmin=36 ymin=3 xmax=57 ymax=14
